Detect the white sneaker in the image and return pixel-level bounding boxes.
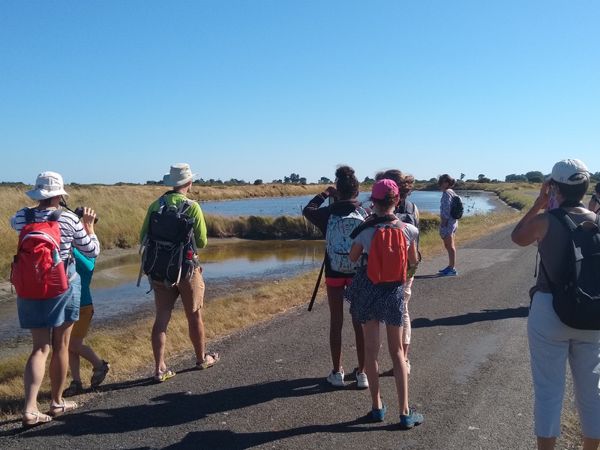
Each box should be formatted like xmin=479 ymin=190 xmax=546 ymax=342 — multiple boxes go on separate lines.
xmin=355 ymin=371 xmax=369 ymax=389
xmin=327 ymin=370 xmax=345 ymax=387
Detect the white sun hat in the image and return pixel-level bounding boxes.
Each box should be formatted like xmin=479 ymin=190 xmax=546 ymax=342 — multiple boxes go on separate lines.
xmin=26 ymin=171 xmax=69 ymax=200
xmin=163 ymin=163 xmax=196 ymax=187
xmin=548 ymin=159 xmax=590 ymax=185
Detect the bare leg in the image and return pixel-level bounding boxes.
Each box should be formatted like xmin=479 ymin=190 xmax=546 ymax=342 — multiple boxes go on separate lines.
xmin=186 ymin=308 xmax=205 ymax=363
xmin=152 ymin=305 xmax=173 ymax=374
xmin=583 ymin=438 xmax=600 ymax=450
xmin=326 ymin=285 xmax=344 ymax=373
xmin=387 ymin=324 xmax=409 ymax=415
xmin=49 ymin=322 xmax=74 ymax=405
xmin=69 ymin=337 xmax=103 ymax=381
xmin=362 ymin=320 xmax=382 ymax=410
xmin=402 ymin=276 xmax=414 ymax=360
xmin=23 ymin=329 xmax=52 ymax=413
xmin=68 ymin=337 xmax=83 ymax=382
xmin=442 ymin=233 xmax=456 ymax=268
xmin=351 ymin=317 xmax=365 ymax=372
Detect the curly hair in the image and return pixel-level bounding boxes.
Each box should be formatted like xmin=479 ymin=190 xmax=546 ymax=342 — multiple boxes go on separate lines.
xmin=335 ymin=165 xmax=359 ymax=200
xmin=376 ymin=169 xmax=414 ymax=199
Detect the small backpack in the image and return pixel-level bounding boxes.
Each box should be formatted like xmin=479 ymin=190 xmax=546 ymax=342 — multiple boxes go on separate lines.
xmin=541 ymin=209 xmax=600 ymax=330
xmin=326 ymin=207 xmax=367 ymax=274
xmin=140 ymin=195 xmax=197 ymax=287
xmin=352 ymin=214 xmax=408 ymax=286
xmin=11 ymin=209 xmax=69 ymax=299
xmin=396 ymin=199 xmax=419 ymax=228
xmin=450 ymin=194 xmax=464 ymax=220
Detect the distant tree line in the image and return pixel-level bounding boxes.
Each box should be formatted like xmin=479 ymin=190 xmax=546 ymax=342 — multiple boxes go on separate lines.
xmin=144 ymin=169 xmax=600 ymax=187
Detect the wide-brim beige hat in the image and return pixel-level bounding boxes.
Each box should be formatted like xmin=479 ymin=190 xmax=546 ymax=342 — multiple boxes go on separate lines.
xmin=163 ymin=163 xmax=196 ymax=187
xmin=26 ymin=171 xmax=69 ymax=200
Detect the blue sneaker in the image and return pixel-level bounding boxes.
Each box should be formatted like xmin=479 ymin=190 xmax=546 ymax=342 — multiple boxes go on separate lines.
xmin=400 ymin=408 xmax=424 ymax=429
xmin=439 ymin=267 xmax=457 ymax=276
xmin=438 ymin=266 xmax=450 ymax=273
xmin=369 ymin=404 xmax=387 ymax=422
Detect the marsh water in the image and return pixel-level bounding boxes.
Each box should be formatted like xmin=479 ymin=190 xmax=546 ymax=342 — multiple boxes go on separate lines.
xmin=200 ymin=190 xmax=495 ymax=217
xmin=0 ymin=240 xmax=324 ymax=352
xmin=0 ymin=190 xmax=500 ymax=354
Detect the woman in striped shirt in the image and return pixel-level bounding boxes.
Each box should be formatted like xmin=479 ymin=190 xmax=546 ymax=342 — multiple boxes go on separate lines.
xmin=10 ymin=171 xmax=100 ymax=427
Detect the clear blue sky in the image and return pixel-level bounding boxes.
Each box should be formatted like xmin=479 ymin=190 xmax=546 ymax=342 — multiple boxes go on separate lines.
xmin=1 ymin=0 xmax=598 ymax=184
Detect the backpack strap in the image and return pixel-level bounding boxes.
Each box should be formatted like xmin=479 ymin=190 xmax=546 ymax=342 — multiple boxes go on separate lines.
xmin=350 ymin=214 xmax=397 ymax=239
xmin=48 ymin=209 xmax=62 ymax=222
xmin=397 ymin=200 xmax=414 ymax=215
xmin=24 ymin=208 xmax=35 ymax=224
xmin=24 ymin=208 xmax=62 ymax=224
xmin=548 ymin=208 xmax=578 ymax=233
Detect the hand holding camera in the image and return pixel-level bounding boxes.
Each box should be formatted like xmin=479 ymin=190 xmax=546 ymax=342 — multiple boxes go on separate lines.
xmin=75 ymin=206 xmax=98 ymax=234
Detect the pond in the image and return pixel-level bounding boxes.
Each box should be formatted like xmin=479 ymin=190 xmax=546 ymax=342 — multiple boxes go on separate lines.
xmin=0 ymin=240 xmax=324 ymax=352
xmin=200 ymin=190 xmax=496 ymax=217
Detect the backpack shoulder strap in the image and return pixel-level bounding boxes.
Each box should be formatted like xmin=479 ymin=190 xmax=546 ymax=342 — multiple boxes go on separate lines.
xmin=350 ymin=214 xmax=396 ymax=238
xmin=48 ymin=209 xmax=62 ymax=222
xmin=178 ymin=199 xmax=195 ymax=214
xmin=24 ymin=208 xmax=35 ymax=224
xmin=355 ymin=206 xmax=368 ymax=219
xmin=549 ymin=208 xmax=578 ymax=233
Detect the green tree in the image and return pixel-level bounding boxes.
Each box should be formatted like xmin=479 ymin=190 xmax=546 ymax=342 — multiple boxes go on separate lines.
xmin=525 ymin=171 xmax=544 ymax=183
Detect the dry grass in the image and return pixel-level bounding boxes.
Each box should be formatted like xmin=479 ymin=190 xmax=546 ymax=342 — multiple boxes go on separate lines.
xmin=0 ymin=184 xmax=328 ymax=278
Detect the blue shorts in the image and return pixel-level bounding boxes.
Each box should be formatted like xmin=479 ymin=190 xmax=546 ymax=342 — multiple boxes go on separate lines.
xmin=17 ymin=266 xmax=81 ymax=329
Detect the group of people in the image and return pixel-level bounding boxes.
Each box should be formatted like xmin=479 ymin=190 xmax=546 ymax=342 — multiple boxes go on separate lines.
xmin=10 ymin=164 xmax=218 ymax=427
xmin=10 ymin=159 xmax=599 ymax=449
xmin=302 ymin=166 xmax=460 ymax=428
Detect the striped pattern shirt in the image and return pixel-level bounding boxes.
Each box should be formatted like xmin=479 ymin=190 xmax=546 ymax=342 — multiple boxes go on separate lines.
xmin=11 ymin=208 xmax=100 ymax=261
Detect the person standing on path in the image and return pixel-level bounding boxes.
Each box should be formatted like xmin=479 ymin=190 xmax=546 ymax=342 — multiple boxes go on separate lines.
xmin=11 ymin=171 xmax=100 ymax=427
xmin=511 ymin=159 xmax=600 ymax=450
xmin=345 ymin=179 xmax=423 ymax=429
xmin=140 ymin=163 xmax=218 ymax=382
xmin=438 ymin=174 xmax=458 ymax=276
xmin=588 ymin=182 xmax=600 ymax=213
xmin=63 ymin=247 xmax=110 ymax=396
xmin=303 ymin=165 xmax=368 ymax=389
xmin=375 ymin=169 xmax=420 ymax=374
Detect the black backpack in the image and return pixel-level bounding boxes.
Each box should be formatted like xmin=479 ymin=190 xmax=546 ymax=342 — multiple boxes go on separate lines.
xmin=396 ymin=199 xmax=419 ymax=228
xmin=542 ymin=209 xmax=600 ymax=330
xmin=139 ymin=194 xmax=197 ymax=287
xmin=450 ymin=194 xmax=464 ymax=220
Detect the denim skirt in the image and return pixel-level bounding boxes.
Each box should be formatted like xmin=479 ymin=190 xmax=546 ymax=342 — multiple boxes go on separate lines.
xmin=17 ymin=265 xmax=81 ymax=329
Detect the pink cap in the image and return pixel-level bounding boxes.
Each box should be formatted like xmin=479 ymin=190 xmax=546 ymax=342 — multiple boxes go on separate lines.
xmin=371 ymin=179 xmax=399 ymax=200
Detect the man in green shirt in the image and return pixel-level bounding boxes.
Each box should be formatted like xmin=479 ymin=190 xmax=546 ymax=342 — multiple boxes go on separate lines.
xmin=140 ymin=163 xmax=219 ymax=382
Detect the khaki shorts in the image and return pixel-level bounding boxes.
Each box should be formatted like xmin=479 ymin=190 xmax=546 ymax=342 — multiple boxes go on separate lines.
xmin=152 ymin=267 xmax=205 ymax=315
xmin=71 ymin=304 xmax=94 ymax=339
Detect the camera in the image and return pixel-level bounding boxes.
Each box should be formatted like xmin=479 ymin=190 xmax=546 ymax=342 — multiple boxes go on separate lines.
xmin=74 ymin=207 xmax=99 ymax=224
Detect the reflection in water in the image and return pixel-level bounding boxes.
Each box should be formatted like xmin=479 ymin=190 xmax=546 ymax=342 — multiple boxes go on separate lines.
xmin=0 ymin=240 xmax=325 ymax=350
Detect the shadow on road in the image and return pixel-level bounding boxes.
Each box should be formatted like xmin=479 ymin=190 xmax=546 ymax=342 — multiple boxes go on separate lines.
xmin=153 ymin=418 xmax=403 ymax=450
xmin=19 ymin=376 xmax=385 ymax=446
xmin=412 ymin=306 xmax=528 ymax=328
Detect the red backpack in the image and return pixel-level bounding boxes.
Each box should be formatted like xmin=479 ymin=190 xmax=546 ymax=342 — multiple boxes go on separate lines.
xmin=11 ymin=209 xmax=69 ymax=300
xmin=351 ymin=214 xmax=408 ymax=286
